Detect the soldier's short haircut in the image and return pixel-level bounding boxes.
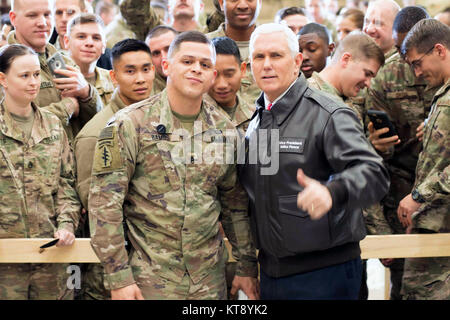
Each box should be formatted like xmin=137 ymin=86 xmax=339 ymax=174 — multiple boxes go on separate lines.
xmin=0 ymin=44 xmax=37 ymax=73
xmin=111 ymin=39 xmax=151 ymax=67
xmin=298 ymin=22 xmax=332 ymax=45
xmin=332 ymin=31 xmax=385 ymax=66
xmin=393 ymin=6 xmax=430 ymax=33
xmin=95 ymin=0 xmax=115 ymax=16
xmin=211 ymin=37 xmax=241 ymax=64
xmin=145 ymin=25 xmax=178 ymax=44
xmin=274 ymin=6 xmax=306 ymax=23
xmin=66 ymin=13 xmax=105 ymax=38
xmin=12 ymin=0 xmax=55 ymax=11
xmin=167 ymin=31 xmax=216 ymax=64
xmin=402 ymin=18 xmax=450 ymax=56
xmin=339 ymin=8 xmax=364 ymax=30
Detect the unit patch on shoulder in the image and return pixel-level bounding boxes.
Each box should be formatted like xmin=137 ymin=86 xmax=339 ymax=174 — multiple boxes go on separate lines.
xmin=92 ymin=125 xmax=123 ymax=174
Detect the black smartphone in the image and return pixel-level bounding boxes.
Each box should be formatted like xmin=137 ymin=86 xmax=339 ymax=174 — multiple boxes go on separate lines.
xmin=367 ymin=110 xmax=397 ymax=139
xmin=47 ymin=52 xmax=67 ymax=78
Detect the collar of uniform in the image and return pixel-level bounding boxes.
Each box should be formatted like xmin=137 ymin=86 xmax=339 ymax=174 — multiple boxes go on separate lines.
xmin=256 ymin=75 xmax=308 ymax=126
xmin=0 ymin=101 xmax=52 ymax=144
xmin=432 ymin=77 xmax=450 ymax=105
xmin=309 ymin=71 xmax=346 ymax=101
xmin=158 ymin=89 xmax=223 ymax=136
xmin=109 ymin=89 xmax=128 ymax=114
xmin=205 ymin=93 xmax=254 ymax=128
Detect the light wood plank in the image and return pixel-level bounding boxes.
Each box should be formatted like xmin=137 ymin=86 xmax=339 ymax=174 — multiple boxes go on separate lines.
xmin=1 ymin=234 xmax=450 ymax=263
xmin=0 ymin=238 xmax=99 ymax=263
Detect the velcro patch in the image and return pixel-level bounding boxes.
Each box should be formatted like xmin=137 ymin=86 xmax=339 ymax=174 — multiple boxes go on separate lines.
xmin=279 ymin=137 xmax=306 ymax=154
xmin=92 ymin=126 xmax=123 ymax=174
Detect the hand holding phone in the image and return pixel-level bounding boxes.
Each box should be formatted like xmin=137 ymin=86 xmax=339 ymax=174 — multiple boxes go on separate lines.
xmin=367 ymin=110 xmax=397 ymax=138
xmin=47 ymin=52 xmax=68 ymax=78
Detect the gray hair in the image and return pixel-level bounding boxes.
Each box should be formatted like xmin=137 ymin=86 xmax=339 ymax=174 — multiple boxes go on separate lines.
xmin=249 ymin=23 xmax=299 ymax=60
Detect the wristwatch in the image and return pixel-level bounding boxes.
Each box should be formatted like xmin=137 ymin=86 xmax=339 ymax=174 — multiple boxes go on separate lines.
xmin=411 ymin=189 xmax=425 ymax=203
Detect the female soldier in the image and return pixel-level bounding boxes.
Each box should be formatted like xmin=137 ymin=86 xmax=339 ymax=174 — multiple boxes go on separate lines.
xmin=336 ymin=8 xmax=365 ymax=41
xmin=0 ymin=44 xmax=81 ymax=300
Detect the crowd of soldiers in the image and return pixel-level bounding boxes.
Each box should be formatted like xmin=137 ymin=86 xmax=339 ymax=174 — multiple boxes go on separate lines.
xmin=0 ymin=0 xmax=448 ymax=301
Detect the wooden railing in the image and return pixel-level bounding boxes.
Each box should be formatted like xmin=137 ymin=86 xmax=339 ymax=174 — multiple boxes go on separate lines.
xmin=1 ymin=234 xmax=449 ymax=300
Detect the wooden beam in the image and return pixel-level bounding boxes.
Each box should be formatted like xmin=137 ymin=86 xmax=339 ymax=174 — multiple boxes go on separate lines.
xmin=1 ymin=234 xmax=450 ymax=263
xmin=360 ymin=234 xmax=450 ymax=259
xmin=0 ymin=238 xmax=99 ymax=263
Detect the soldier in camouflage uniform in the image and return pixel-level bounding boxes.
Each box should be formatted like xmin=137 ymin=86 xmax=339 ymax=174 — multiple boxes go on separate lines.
xmin=398 ymin=18 xmax=450 ymax=300
xmin=8 ymin=0 xmax=102 ymax=142
xmin=52 ymin=0 xmax=85 ymax=54
xmin=105 ymin=13 xmax=138 ymax=49
xmin=145 ymin=26 xmax=178 ymax=95
xmin=0 ymin=44 xmax=81 ymax=299
xmin=74 ymin=39 xmax=155 ymax=300
xmin=204 ymin=36 xmax=255 ymax=299
xmin=88 ymin=31 xmax=258 ymax=300
xmin=364 ymin=7 xmax=439 ymax=300
xmin=206 ymin=0 xmax=262 ymax=107
xmin=65 ymin=13 xmax=115 ymax=107
xmin=206 ymin=0 xmax=225 ymax=33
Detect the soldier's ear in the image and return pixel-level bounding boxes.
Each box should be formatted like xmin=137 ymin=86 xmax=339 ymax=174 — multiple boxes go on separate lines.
xmin=0 ymin=72 xmax=6 ymax=89
xmin=109 ymin=69 xmax=117 ymax=86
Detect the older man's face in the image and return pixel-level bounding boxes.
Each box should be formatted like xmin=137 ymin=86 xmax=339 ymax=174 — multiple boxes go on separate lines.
xmin=363 ymin=4 xmax=395 ymax=54
xmin=251 ymin=31 xmax=302 ymax=102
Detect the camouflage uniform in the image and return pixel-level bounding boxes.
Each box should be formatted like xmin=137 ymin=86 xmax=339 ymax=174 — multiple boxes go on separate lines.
xmin=7 ymin=31 xmax=103 ymax=142
xmin=401 ymin=78 xmax=450 ymax=300
xmin=151 ymin=72 xmax=167 ymax=96
xmin=74 ymin=90 xmax=128 ymax=300
xmin=93 ymin=67 xmax=115 ymax=107
xmin=204 ymin=93 xmax=255 ymax=298
xmin=105 ymin=14 xmax=138 ymax=49
xmin=88 ymin=90 xmax=258 ymax=299
xmin=364 ymin=53 xmax=439 ymax=300
xmin=0 ymin=102 xmax=81 ymax=300
xmin=206 ymin=23 xmax=261 ymax=107
xmin=207 ymin=0 xmax=225 ymax=33
xmin=54 ymin=35 xmax=69 ymax=56
xmin=307 ymin=71 xmax=364 ymax=124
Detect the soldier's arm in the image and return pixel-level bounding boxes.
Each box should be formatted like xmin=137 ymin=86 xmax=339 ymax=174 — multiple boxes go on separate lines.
xmin=219 ymin=163 xmax=258 ymax=279
xmin=88 ymin=117 xmax=138 ymax=291
xmin=41 ymin=97 xmax=78 ymax=127
xmin=56 ymin=124 xmax=82 ymax=234
xmin=73 ymin=134 xmax=98 ymax=210
xmin=414 ymin=108 xmax=450 ymax=203
xmin=77 ymin=84 xmax=103 ymax=128
xmin=119 ymin=0 xmax=162 ymax=41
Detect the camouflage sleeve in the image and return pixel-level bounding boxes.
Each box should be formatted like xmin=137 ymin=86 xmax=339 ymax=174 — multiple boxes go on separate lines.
xmin=78 ymin=84 xmax=103 ymax=128
xmin=88 ymin=116 xmax=138 ymax=290
xmin=119 ymin=0 xmax=162 ymax=41
xmin=363 ymin=203 xmax=393 ymax=235
xmin=56 ymin=125 xmax=82 ymax=234
xmin=73 ymin=135 xmax=97 ymax=210
xmin=219 ymin=162 xmax=258 ymax=278
xmin=41 ymin=97 xmax=75 ymax=127
xmin=415 ymin=107 xmax=450 ymax=203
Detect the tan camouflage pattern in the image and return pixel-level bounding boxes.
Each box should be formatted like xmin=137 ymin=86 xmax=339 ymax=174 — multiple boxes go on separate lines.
xmin=0 ymin=102 xmax=80 ymax=299
xmin=118 ymin=0 xmax=162 ymax=42
xmin=105 ymin=14 xmax=138 ymax=49
xmin=6 ymin=31 xmax=103 ymax=142
xmin=94 ymin=67 xmax=115 ymax=107
xmin=307 ymin=71 xmax=364 ymax=124
xmin=88 ymin=90 xmax=257 ymax=297
xmin=207 ymin=0 xmax=225 ymax=33
xmin=151 ymin=72 xmax=167 ymax=96
xmin=206 ymin=23 xmax=261 ymax=107
xmin=0 ymin=263 xmax=73 ymax=300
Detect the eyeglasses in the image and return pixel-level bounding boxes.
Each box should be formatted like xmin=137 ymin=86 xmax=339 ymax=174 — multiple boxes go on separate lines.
xmin=409 ymin=46 xmax=435 ymax=71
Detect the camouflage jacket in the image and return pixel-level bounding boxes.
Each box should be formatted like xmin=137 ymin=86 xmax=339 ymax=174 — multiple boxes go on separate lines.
xmin=94 ymin=67 xmax=115 ymax=107
xmin=0 ymin=102 xmax=80 ymax=238
xmin=206 ymin=23 xmax=261 ymax=106
xmin=118 ymin=0 xmax=162 ymax=42
xmin=74 ymin=89 xmax=126 ymax=210
xmin=307 ymin=71 xmax=363 ymax=124
xmin=412 ymin=78 xmax=450 ymax=233
xmin=204 ymin=93 xmax=255 ymax=134
xmin=7 ymin=31 xmax=103 ymax=142
xmin=365 ymin=53 xmax=438 ymax=181
xmin=88 ymin=90 xmax=257 ymax=290
xmin=105 ymin=14 xmax=138 ymax=49
xmin=151 ymin=72 xmax=167 ymax=96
